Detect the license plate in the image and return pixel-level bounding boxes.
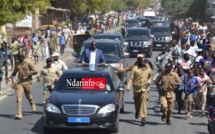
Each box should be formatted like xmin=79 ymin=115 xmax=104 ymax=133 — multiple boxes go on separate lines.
xmin=156 ymin=44 xmax=161 ymax=47
xmin=68 ymin=117 xmax=90 ymax=123
xmin=133 ymin=50 xmax=139 ymax=52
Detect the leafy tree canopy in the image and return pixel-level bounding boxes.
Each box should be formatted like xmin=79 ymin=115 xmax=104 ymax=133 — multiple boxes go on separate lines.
xmin=0 ymin=0 xmax=50 ymax=26
xmin=51 ymin=0 xmax=150 ymax=15
xmin=161 ymin=0 xmax=193 ymax=17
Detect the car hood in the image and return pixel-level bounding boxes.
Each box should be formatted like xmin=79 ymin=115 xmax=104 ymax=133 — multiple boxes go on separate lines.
xmin=50 ymin=90 xmax=115 ymax=107
xmin=152 ymin=33 xmax=171 ymax=37
xmin=74 ymin=56 xmax=122 ymax=64
xmin=124 ymin=38 xmax=149 ymax=41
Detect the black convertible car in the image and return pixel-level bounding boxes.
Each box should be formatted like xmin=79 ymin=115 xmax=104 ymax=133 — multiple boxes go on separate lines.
xmin=43 ymin=66 xmax=125 ymax=133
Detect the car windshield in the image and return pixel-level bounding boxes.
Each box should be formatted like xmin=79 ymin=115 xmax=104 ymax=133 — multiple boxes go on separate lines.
xmin=80 ymin=43 xmax=120 ymax=58
xmin=54 ymin=72 xmax=113 ymax=91
xmin=125 ymin=20 xmax=138 ymax=25
xmin=151 ymin=27 xmax=170 ymax=35
xmin=125 ymin=29 xmax=149 ymax=38
xmin=139 ymin=19 xmax=147 ymax=23
xmin=93 ymin=35 xmax=120 ymax=40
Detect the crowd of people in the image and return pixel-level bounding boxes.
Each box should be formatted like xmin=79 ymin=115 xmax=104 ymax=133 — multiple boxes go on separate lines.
xmin=152 ymin=20 xmax=215 ymax=133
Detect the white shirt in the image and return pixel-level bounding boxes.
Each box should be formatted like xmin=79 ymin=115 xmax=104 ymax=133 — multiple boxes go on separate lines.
xmin=184 ymin=49 xmax=196 ymax=57
xmin=190 ymin=45 xmax=198 ymax=52
xmin=89 ymin=50 xmax=96 ymax=65
xmin=63 ymin=28 xmax=71 ymax=39
xmin=195 ymin=55 xmax=203 ymax=62
xmin=52 ymin=60 xmax=68 ymax=75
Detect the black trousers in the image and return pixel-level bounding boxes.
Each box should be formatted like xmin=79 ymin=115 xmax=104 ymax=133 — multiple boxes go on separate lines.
xmin=176 ymin=90 xmax=185 ymax=111
xmin=208 ymin=121 xmax=215 ymax=134
xmin=60 ymin=45 xmax=65 ymax=55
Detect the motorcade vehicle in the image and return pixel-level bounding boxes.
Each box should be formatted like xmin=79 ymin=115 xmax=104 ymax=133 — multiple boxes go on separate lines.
xmin=124 ymin=19 xmax=139 ymax=29
xmin=124 ymin=27 xmax=152 ymax=57
xmin=91 ymin=33 xmax=124 ymax=45
xmin=150 ymin=20 xmax=167 ymax=26
xmin=150 ymin=26 xmax=172 ymax=50
xmin=43 ymin=66 xmax=125 ymax=133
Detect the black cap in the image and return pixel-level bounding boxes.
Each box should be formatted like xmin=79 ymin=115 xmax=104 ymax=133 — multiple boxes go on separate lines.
xmin=46 ymin=58 xmax=52 ymax=63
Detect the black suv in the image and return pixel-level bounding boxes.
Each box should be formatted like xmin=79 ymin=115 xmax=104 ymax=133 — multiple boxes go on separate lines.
xmin=124 ymin=19 xmax=139 ymax=30
xmin=91 ymin=33 xmax=124 ymax=45
xmin=72 ymin=39 xmax=129 ymax=83
xmin=150 ymin=26 xmax=172 ymax=50
xmin=43 ymin=66 xmax=125 ymax=133
xmin=124 ymin=27 xmax=152 ymax=57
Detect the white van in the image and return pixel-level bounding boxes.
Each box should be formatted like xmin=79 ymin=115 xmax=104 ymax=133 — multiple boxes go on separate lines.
xmin=143 ymin=11 xmax=156 ymax=20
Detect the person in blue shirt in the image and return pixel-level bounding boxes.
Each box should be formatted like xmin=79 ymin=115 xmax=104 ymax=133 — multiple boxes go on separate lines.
xmin=190 ymin=31 xmax=196 ymax=45
xmin=59 ymin=32 xmax=66 ymax=55
xmin=176 ymin=68 xmax=187 ymax=114
xmin=185 ymin=69 xmax=200 ymax=118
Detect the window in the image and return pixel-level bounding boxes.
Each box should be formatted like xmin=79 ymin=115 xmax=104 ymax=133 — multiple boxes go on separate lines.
xmin=109 ymin=70 xmax=120 ymax=89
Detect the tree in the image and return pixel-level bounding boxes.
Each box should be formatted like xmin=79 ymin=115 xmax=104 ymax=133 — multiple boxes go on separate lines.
xmin=161 ymin=0 xmax=193 ymax=17
xmin=186 ymin=0 xmax=206 ymax=22
xmin=0 ymin=0 xmax=50 ymax=26
xmin=125 ymin=0 xmax=150 ymax=10
xmin=111 ymin=0 xmax=127 ymax=11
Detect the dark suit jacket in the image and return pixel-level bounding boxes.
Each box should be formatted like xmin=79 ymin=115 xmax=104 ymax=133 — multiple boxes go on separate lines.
xmin=82 ymin=48 xmax=105 ymax=64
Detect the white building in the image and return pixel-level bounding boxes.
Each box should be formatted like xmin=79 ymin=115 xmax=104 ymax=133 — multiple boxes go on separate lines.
xmin=206 ymin=0 xmax=215 ymax=16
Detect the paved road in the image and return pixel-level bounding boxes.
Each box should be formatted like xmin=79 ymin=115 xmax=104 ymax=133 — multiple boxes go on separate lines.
xmin=0 ymin=35 xmax=209 ymax=134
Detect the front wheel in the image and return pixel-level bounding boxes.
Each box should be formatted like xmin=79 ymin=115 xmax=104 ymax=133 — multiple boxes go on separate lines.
xmin=109 ymin=118 xmax=119 ymax=133
xmin=43 ymin=126 xmax=52 ymax=134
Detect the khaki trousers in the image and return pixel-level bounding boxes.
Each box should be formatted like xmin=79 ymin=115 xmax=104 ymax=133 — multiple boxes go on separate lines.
xmin=16 ymin=83 xmax=34 ymax=115
xmin=187 ymin=93 xmax=197 ymax=113
xmin=133 ymin=91 xmax=148 ymax=118
xmin=196 ymin=91 xmax=207 ymax=112
xmin=160 ymin=96 xmax=174 ymax=121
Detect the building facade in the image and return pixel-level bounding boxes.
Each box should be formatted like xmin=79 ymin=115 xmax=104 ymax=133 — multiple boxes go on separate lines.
xmin=206 ymin=0 xmax=215 ymax=16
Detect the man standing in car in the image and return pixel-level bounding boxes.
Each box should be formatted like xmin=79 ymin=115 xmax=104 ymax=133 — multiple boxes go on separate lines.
xmin=125 ymin=56 xmax=153 ymax=126
xmin=82 ymin=41 xmax=105 ymax=65
xmin=155 ymin=63 xmax=181 ymax=125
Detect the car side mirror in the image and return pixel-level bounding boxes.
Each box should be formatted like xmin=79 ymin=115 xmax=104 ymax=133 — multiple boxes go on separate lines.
xmin=122 ymin=52 xmax=130 ymax=58
xmin=71 ymin=52 xmax=77 ymax=57
xmin=117 ymin=86 xmax=125 ymax=91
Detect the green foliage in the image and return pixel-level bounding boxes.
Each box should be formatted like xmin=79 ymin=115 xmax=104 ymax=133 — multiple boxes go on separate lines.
xmin=161 ymin=0 xmax=193 ymax=17
xmin=0 ymin=0 xmax=50 ymax=26
xmin=51 ymin=0 xmax=150 ymax=15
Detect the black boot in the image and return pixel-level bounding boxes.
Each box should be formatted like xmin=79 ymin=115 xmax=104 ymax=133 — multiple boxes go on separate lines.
xmin=166 ymin=120 xmax=172 ymax=125
xmin=140 ymin=118 xmax=146 ymax=126
xmin=161 ymin=115 xmax=166 ymax=121
xmin=135 ymin=112 xmax=139 ymax=119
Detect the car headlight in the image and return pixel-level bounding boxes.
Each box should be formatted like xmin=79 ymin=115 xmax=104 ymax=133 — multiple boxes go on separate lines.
xmin=45 ymin=103 xmax=61 ymax=114
xmin=124 ymin=42 xmax=128 ymax=45
xmin=98 ymin=104 xmax=116 ymax=114
xmin=165 ymin=36 xmax=172 ymax=42
xmin=144 ymin=41 xmax=151 ymax=47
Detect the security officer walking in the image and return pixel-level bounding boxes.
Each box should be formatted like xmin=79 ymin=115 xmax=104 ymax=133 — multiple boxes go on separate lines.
xmin=6 ymin=53 xmax=38 ymax=119
xmin=126 ymin=56 xmax=153 ymax=126
xmin=37 ymin=58 xmax=60 ymax=102
xmin=116 ymin=54 xmax=152 ymax=72
xmin=155 ymin=63 xmax=181 ymax=125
